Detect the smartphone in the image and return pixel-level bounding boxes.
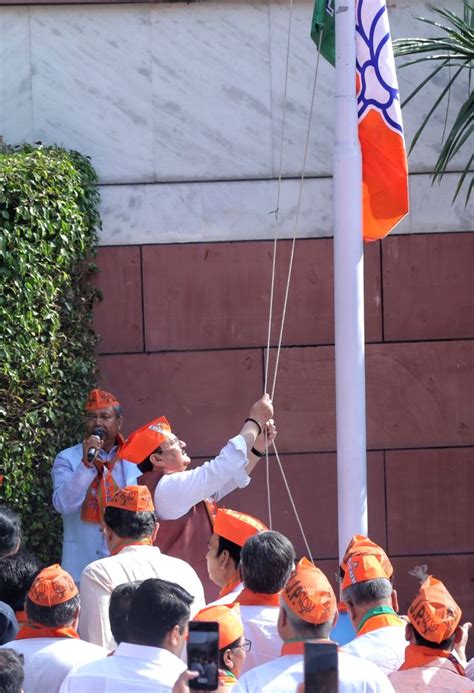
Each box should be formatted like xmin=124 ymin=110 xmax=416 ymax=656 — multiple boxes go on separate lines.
xmin=304 ymin=641 xmax=338 ymax=693
xmin=187 ymin=621 xmax=219 ymax=691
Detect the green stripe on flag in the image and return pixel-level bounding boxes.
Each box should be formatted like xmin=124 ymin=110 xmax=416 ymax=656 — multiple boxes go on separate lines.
xmin=311 ymin=0 xmax=336 ymax=66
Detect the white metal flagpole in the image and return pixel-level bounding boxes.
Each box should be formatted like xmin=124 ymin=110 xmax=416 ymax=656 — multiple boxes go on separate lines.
xmin=334 ymin=0 xmax=368 ymax=560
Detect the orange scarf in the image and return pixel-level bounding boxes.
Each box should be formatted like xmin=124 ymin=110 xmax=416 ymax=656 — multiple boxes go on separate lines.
xmin=16 ymin=622 xmax=79 ymax=640
xmin=110 ymin=537 xmax=154 ymax=556
xmin=220 ymin=574 xmax=242 ymax=599
xmin=81 ymin=437 xmax=124 ymax=524
xmin=236 ymin=588 xmax=281 ymax=607
xmin=357 ymin=606 xmax=405 ymax=636
xmin=15 ymin=610 xmax=27 ymax=625
xmin=399 ymin=644 xmax=466 ymax=676
xmin=281 ymin=639 xmax=339 ymax=656
xmin=219 ymin=670 xmax=238 ymax=688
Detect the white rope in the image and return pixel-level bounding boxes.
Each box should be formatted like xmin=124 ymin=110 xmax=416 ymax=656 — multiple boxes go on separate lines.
xmin=272 ymin=440 xmax=314 ymax=562
xmin=265 ymin=449 xmax=273 ymax=530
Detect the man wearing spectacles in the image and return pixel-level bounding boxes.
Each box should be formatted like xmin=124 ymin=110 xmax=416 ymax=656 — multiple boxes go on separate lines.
xmin=51 ymin=389 xmax=139 ymax=583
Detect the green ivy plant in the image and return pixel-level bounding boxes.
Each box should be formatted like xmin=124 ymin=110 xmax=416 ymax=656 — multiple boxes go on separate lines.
xmin=0 ymin=144 xmax=101 ymax=563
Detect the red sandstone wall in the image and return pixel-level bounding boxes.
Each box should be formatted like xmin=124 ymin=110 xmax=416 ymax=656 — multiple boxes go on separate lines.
xmin=94 ymin=232 xmax=474 ymax=633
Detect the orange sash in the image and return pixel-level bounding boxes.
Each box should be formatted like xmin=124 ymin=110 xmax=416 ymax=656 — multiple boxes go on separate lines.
xmin=110 ymin=537 xmax=154 ymax=556
xmin=81 ymin=437 xmax=124 ymax=524
xmin=236 ymin=588 xmax=280 ymax=607
xmin=399 ymin=644 xmax=466 ymax=676
xmin=16 ymin=622 xmax=80 ymax=640
xmin=219 ymin=671 xmax=238 ymax=688
xmin=357 ymin=607 xmax=405 ymax=636
xmin=15 ymin=610 xmax=27 ymax=625
xmin=220 ymin=574 xmax=242 ymax=599
xmin=281 ymin=639 xmax=338 ymax=656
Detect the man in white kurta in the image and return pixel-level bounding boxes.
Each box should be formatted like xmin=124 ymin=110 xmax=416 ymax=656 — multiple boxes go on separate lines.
xmin=0 ymin=564 xmax=106 ymax=693
xmin=340 ymin=555 xmax=407 ymax=674
xmin=232 ymin=530 xmax=295 ymax=673
xmin=61 ymin=578 xmax=191 ymax=692
xmin=52 ymin=389 xmax=138 ymax=583
xmin=235 ymin=557 xmax=394 ymax=693
xmin=79 ymin=485 xmax=205 ymax=649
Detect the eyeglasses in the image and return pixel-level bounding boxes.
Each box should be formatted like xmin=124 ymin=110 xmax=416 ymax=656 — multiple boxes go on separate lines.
xmin=230 ymin=639 xmax=252 ymax=654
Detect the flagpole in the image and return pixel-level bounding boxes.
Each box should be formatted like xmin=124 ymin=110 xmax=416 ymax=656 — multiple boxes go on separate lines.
xmin=334 ymin=0 xmax=368 ymax=559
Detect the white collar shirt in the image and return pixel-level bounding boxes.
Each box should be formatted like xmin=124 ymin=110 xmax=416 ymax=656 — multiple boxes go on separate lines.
xmin=60 ymin=642 xmax=186 ymax=693
xmin=238 ymin=604 xmax=282 ymax=674
xmin=389 ymin=657 xmax=473 ymax=691
xmin=342 ymin=624 xmax=407 ymax=675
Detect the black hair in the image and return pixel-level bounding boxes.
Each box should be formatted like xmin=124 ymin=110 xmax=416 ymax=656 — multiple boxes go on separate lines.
xmin=103 ymin=506 xmax=156 ymax=539
xmin=217 ymin=536 xmax=241 ymax=567
xmin=218 ymin=635 xmax=242 ymax=669
xmin=342 ymin=578 xmax=392 ymax=606
xmin=0 ymin=551 xmax=43 ymax=611
xmin=0 ymin=649 xmax=24 ymax=693
xmin=240 ymin=531 xmax=295 ymax=594
xmin=137 ymin=443 xmax=163 ymax=474
xmin=0 ymin=507 xmax=21 ymax=558
xmin=25 ymin=594 xmax=80 ymax=628
xmin=412 ymin=627 xmax=456 ymax=651
xmin=109 ymin=581 xmax=142 ymax=645
xmin=127 ymin=578 xmax=193 ymax=648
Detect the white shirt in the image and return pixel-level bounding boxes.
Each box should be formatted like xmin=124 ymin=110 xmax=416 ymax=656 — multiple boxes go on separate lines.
xmin=238 ymin=603 xmax=282 ymax=674
xmin=235 ymin=650 xmax=395 ymax=692
xmin=60 ymin=642 xmax=186 ymax=693
xmin=154 ymin=436 xmax=250 ymax=520
xmin=206 ymin=581 xmax=244 ymax=607
xmin=389 ymin=657 xmax=474 ymax=691
xmin=79 ymin=544 xmax=205 ymax=649
xmin=342 ymin=624 xmax=407 ymax=675
xmin=0 ymin=637 xmax=107 ymax=693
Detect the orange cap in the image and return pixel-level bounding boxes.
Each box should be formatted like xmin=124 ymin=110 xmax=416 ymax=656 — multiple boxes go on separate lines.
xmin=282 ymin=557 xmax=337 ymax=625
xmin=84 ymin=389 xmax=120 ymax=411
xmin=107 ymin=485 xmax=155 ymax=513
xmin=341 ymin=535 xmax=393 ymax=578
xmin=120 ymin=417 xmax=172 ymax=464
xmin=341 ymin=554 xmax=389 ymax=591
xmin=28 ymin=564 xmax=78 ymax=607
xmin=213 ymin=508 xmax=268 ymax=547
xmin=408 ymin=575 xmax=462 ymax=644
xmin=194 ymin=603 xmax=243 ymax=649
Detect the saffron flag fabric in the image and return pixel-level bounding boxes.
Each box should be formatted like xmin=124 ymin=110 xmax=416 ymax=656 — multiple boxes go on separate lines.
xmin=312 ymin=0 xmax=409 ymax=241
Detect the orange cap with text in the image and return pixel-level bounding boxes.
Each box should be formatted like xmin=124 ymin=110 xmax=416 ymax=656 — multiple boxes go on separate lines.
xmin=119 ymin=417 xmax=172 ymax=464
xmin=341 ymin=535 xmax=393 ymax=578
xmin=28 ymin=564 xmax=78 ymax=607
xmin=408 ymin=575 xmax=462 ymax=644
xmin=213 ymin=508 xmax=268 ymax=547
xmin=107 ymin=485 xmax=155 ymax=513
xmin=84 ymin=389 xmax=120 ymax=411
xmin=194 ymin=603 xmax=244 ymax=649
xmin=282 ymin=557 xmax=337 ymax=625
xmin=341 ymin=554 xmax=390 ymax=591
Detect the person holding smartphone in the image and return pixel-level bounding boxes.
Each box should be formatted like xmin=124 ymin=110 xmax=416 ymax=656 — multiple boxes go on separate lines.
xmin=235 ymin=557 xmax=394 ymax=692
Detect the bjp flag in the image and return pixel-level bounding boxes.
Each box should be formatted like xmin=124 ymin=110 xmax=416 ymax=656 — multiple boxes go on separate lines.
xmin=312 ymin=0 xmax=409 ymax=241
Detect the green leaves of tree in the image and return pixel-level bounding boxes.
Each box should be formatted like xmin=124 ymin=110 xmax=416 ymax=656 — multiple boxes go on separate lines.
xmin=0 ymin=144 xmax=101 ymax=562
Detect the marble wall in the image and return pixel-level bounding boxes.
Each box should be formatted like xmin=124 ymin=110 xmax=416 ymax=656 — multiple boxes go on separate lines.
xmin=1 ymin=1 xmax=471 ymax=243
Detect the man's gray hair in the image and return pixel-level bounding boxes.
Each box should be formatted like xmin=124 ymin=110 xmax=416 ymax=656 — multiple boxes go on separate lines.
xmin=342 ymin=577 xmax=392 ymax=606
xmin=280 ymin=598 xmax=334 ymax=639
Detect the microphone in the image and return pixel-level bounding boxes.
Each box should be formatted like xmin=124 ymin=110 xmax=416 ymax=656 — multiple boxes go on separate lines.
xmin=87 ymin=426 xmax=106 ymax=464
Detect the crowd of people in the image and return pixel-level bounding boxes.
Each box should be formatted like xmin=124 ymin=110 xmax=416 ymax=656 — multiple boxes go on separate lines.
xmin=0 ymin=388 xmax=472 ymax=692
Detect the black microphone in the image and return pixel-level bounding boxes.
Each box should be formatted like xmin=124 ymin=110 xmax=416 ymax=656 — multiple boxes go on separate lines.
xmin=87 ymin=426 xmax=106 ymax=463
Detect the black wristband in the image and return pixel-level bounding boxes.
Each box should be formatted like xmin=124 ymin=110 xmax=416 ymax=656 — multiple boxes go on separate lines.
xmin=244 ymin=417 xmax=262 ymax=435
xmin=251 ymin=447 xmax=265 ymax=458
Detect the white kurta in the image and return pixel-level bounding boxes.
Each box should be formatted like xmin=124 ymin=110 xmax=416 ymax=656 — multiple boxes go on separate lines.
xmin=79 ymin=544 xmax=205 ymax=649
xmin=237 ymin=603 xmax=282 ymax=674
xmin=0 ymin=637 xmax=107 ymax=693
xmin=206 ymin=581 xmax=244 ymax=607
xmin=154 ymin=436 xmax=250 ymax=520
xmin=389 ymin=657 xmax=473 ymax=691
xmin=59 ymin=642 xmax=186 ymax=693
xmin=52 ymin=443 xmax=139 ymax=582
xmin=341 ymin=625 xmax=407 ymax=675
xmin=235 ymin=650 xmax=396 ymax=692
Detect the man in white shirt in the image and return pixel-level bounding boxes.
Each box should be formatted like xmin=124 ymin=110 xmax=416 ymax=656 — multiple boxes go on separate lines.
xmin=79 ymin=485 xmax=205 ymax=650
xmin=341 ymin=554 xmax=407 ymax=674
xmin=205 ymin=507 xmax=268 ymax=606
xmin=0 ymin=564 xmax=107 ymax=693
xmin=61 ymin=578 xmax=192 ymax=692
xmin=236 ymin=557 xmax=395 ymax=693
xmin=51 ymin=389 xmax=138 ymax=583
xmin=120 ymin=394 xmax=275 ymax=597
xmin=233 ymin=530 xmax=295 ymax=673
